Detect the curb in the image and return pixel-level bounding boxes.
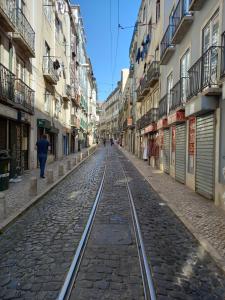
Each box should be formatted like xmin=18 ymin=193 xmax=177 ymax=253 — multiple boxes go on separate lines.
xmin=0 ymin=147 xmax=98 ymax=234
xmin=119 ymin=147 xmax=225 ymax=276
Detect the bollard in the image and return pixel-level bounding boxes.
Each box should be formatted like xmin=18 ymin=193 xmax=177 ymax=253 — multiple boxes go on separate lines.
xmin=0 ymin=192 xmax=6 ymax=219
xmin=73 ymin=157 xmax=77 ymax=166
xmin=67 ymin=160 xmax=71 ymax=171
xmin=87 ymin=150 xmax=90 ymax=157
xmin=29 ymin=177 xmax=37 ymax=196
xmin=80 ymin=153 xmax=83 ymax=161
xmin=58 ymin=164 xmax=64 ymax=177
xmin=46 ymin=169 xmax=54 ymax=184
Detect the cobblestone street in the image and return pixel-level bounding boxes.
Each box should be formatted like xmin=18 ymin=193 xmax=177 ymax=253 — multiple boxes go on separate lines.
xmin=1 ymin=146 xmax=225 ymax=299
xmin=0 ymin=148 xmax=106 ymax=300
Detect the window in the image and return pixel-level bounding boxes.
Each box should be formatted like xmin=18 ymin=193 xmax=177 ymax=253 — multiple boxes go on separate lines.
xmin=44 ymin=91 xmax=51 ymax=113
xmin=180 ymin=49 xmax=190 ymax=103
xmin=16 ymin=56 xmax=25 ymax=81
xmin=55 ymin=98 xmax=61 ymax=118
xmin=143 ymin=6 xmax=146 ymax=22
xmin=156 ymin=0 xmax=160 ymax=23
xmin=44 ymin=0 xmax=52 ymax=23
xmin=202 ymin=12 xmax=219 ymax=52
xmin=55 ymin=16 xmax=61 ymax=39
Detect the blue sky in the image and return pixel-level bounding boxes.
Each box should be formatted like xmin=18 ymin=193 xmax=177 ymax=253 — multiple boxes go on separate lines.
xmin=71 ymin=0 xmax=141 ymax=101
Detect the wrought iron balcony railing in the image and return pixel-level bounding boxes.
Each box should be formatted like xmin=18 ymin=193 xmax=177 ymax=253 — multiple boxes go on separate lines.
xmin=188 ymin=46 xmax=223 ymax=99
xmin=0 ymin=63 xmax=15 ymax=101
xmin=170 ymin=77 xmax=189 ymax=112
xmin=160 ymin=25 xmax=175 ymax=61
xmin=171 ymin=0 xmax=192 ymax=41
xmin=15 ymin=8 xmax=35 ymax=53
xmin=159 ymin=95 xmax=168 ymax=119
xmin=14 ymin=78 xmax=34 ymax=113
xmin=146 ymin=61 xmax=160 ymax=87
xmin=221 ymin=32 xmax=225 ymax=78
xmin=0 ymin=0 xmax=16 ymax=31
xmin=43 ymin=56 xmax=59 ymax=84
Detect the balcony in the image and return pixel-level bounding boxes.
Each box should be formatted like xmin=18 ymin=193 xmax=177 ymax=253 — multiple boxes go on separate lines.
xmin=123 ymin=117 xmax=133 ymax=130
xmin=159 ymin=95 xmax=168 ymax=119
xmin=171 ymin=0 xmax=193 ymax=44
xmin=0 ymin=63 xmax=15 ymax=103
xmin=169 ymin=77 xmax=189 ymax=113
xmin=147 ymin=61 xmax=160 ymax=87
xmin=0 ymin=0 xmax=16 ymax=32
xmin=14 ymin=78 xmax=34 ymax=114
xmin=136 ymin=85 xmax=144 ymax=102
xmin=188 ymin=46 xmax=223 ymax=100
xmin=63 ymin=84 xmax=71 ymax=101
xmin=43 ymin=56 xmax=59 ymax=85
xmin=129 ymin=64 xmax=134 ymax=78
xmin=221 ymin=32 xmax=225 ymax=78
xmin=13 ymin=9 xmax=35 ymax=58
xmin=160 ymin=25 xmax=175 ymax=65
xmin=189 ymin=0 xmax=206 ymax=11
xmin=71 ymin=114 xmax=80 ymax=128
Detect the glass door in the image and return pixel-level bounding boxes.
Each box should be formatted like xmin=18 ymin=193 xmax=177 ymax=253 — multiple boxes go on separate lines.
xmin=180 ymin=49 xmax=190 ymax=103
xmin=202 ymin=13 xmax=219 ymax=86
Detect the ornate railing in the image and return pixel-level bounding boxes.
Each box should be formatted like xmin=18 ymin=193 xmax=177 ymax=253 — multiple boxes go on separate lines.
xmin=172 ymin=0 xmax=191 ymax=37
xmin=160 ymin=25 xmax=174 ymax=59
xmin=0 ymin=63 xmax=15 ymax=101
xmin=15 ymin=8 xmax=35 ymax=52
xmin=43 ymin=56 xmax=59 ymax=82
xmin=188 ymin=46 xmax=223 ymax=99
xmin=14 ymin=78 xmax=34 ymax=113
xmin=170 ymin=77 xmax=189 ymax=112
xmin=159 ymin=95 xmax=168 ymax=119
xmin=147 ymin=61 xmax=160 ymax=84
xmin=0 ymin=0 xmax=16 ymax=24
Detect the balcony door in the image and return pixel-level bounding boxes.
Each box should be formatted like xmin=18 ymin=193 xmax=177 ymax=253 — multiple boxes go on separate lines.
xmin=167 ymin=72 xmax=173 ymax=114
xmin=202 ymin=12 xmax=219 ymax=86
xmin=180 ymin=49 xmax=190 ymax=103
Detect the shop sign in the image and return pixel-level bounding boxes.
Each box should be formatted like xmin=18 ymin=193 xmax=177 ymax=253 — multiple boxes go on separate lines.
xmin=127 ymin=118 xmax=132 ymax=126
xmin=168 ymin=111 xmax=185 ymax=125
xmin=37 ymin=119 xmax=51 ymax=129
xmin=145 ymin=123 xmax=157 ymax=134
xmin=188 ymin=117 xmax=195 ymax=156
xmin=157 ymin=118 xmax=168 ymax=129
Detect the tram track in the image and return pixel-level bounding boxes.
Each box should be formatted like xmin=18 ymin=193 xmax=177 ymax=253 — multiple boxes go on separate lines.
xmin=57 ymin=149 xmax=156 ymax=300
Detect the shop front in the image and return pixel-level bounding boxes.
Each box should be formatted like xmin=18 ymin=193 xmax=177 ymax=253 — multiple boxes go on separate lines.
xmin=157 ymin=118 xmax=169 ymax=173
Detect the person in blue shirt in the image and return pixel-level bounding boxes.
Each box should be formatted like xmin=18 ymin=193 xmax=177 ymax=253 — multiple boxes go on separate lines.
xmin=36 ymin=134 xmax=50 ymax=178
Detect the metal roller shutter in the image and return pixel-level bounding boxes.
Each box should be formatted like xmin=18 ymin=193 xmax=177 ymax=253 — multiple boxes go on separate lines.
xmin=163 ymin=129 xmax=170 ymax=174
xmin=196 ymin=113 xmax=215 ymax=200
xmin=175 ymin=123 xmax=186 ymax=184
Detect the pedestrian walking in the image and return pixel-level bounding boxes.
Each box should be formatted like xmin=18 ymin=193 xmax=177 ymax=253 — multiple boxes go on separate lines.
xmin=36 ymin=134 xmax=50 ymax=178
xmin=103 ymin=138 xmax=106 ymax=147
xmin=110 ymin=138 xmax=114 ymax=146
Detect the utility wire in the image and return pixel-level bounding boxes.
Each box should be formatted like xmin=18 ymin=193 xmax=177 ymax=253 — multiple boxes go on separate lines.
xmin=109 ymin=0 xmax=113 ymax=91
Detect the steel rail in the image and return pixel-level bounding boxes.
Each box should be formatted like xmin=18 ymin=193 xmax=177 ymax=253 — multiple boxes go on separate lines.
xmin=57 ymin=165 xmax=106 ymax=300
xmin=122 ymin=165 xmax=157 ymax=300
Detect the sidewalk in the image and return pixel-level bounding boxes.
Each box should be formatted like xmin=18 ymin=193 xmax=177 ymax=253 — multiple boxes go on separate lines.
xmin=0 ymin=146 xmax=96 ymax=230
xmin=120 ymin=147 xmax=225 ymax=274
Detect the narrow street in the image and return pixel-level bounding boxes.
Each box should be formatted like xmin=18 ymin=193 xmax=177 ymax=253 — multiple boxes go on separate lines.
xmin=1 ymin=146 xmax=225 ymax=299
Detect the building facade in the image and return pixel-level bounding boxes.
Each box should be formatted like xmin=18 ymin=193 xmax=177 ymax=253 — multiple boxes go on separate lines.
xmin=0 ymin=0 xmax=97 ymax=179
xmin=114 ymin=0 xmax=225 ymax=209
